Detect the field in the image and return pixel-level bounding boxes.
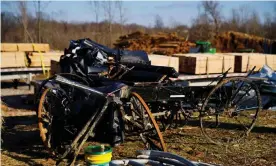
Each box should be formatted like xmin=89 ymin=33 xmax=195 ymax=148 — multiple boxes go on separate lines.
xmin=1 ymin=82 xmax=276 ymax=166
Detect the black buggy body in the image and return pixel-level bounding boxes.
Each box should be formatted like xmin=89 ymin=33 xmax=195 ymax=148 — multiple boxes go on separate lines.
xmin=59 ymin=38 xmax=179 ymax=83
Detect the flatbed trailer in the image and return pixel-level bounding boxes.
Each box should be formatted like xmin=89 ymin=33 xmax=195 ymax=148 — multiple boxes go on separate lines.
xmin=174 ymin=72 xmax=247 ymax=80
xmin=1 ymin=67 xmax=50 ymax=89
xmin=170 ymin=72 xmax=247 ymax=86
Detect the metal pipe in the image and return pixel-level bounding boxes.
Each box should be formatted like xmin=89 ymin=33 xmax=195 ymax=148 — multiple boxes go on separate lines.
xmin=110 ymin=159 xmax=159 ymax=166
xmin=136 ymin=150 xmax=196 ymax=166
xmin=55 ymin=75 xmax=105 ymax=97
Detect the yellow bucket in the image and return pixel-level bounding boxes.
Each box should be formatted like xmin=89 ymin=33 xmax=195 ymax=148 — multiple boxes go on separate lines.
xmin=85 ymin=145 xmax=112 ymax=166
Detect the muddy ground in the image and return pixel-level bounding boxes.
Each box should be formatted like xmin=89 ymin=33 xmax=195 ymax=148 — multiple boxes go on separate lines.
xmin=1 ymin=81 xmax=276 ymax=166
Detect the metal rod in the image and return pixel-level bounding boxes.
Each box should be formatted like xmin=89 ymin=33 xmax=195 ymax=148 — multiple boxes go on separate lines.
xmin=55 ymin=75 xmax=105 ymax=97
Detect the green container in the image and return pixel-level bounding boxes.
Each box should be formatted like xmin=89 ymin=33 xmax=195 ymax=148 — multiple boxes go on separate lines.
xmin=209 ymin=48 xmax=216 ymax=54
xmin=85 ymin=145 xmax=112 ymax=166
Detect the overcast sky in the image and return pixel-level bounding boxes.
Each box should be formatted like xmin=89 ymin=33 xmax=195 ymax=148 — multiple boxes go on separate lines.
xmin=2 ymin=1 xmax=275 ymax=27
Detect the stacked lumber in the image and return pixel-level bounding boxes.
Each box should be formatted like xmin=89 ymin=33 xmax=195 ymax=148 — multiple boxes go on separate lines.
xmin=1 ymin=43 xmax=61 ymax=69
xmin=223 ymin=53 xmax=276 ymax=72
xmin=114 ymin=31 xmax=195 ymax=55
xmin=173 ymin=53 xmax=235 ymax=74
xmin=28 ymin=52 xmax=63 ymax=67
xmin=33 ymin=44 xmax=50 ymax=52
xmin=213 ymin=31 xmax=276 ymax=53
xmin=1 ymin=43 xmax=18 ymax=52
xmin=0 ymin=52 xmax=26 ymax=68
xmin=17 ymin=43 xmax=34 ymax=52
xmin=148 ymin=54 xmax=179 ymax=72
xmin=1 ymin=43 xmax=50 ymax=52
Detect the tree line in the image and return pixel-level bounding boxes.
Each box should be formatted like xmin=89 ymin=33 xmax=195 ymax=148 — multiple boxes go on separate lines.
xmin=1 ymin=1 xmax=276 ymax=50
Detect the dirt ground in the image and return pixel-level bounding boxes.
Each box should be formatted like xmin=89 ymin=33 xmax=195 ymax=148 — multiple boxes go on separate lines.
xmin=1 ymin=82 xmax=276 ymax=166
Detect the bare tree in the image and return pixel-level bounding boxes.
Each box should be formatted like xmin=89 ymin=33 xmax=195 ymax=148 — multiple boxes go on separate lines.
xmin=34 ymin=1 xmax=50 ymax=43
xmin=263 ymin=12 xmax=274 ymax=38
xmin=116 ymin=0 xmax=127 ymax=35
xmin=154 ymin=14 xmax=164 ymax=31
xmin=201 ymin=1 xmax=222 ymax=36
xmin=35 ymin=1 xmax=41 ymax=43
xmin=247 ymin=10 xmax=262 ymax=36
xmin=238 ymin=5 xmax=251 ymax=33
xmin=228 ymin=8 xmax=240 ymax=31
xmin=190 ymin=13 xmax=212 ymax=41
xmin=102 ymin=1 xmax=114 ymax=47
xmin=17 ymin=1 xmax=33 ymax=42
xmin=90 ymin=1 xmax=101 ymax=41
xmin=169 ymin=16 xmax=179 ymax=29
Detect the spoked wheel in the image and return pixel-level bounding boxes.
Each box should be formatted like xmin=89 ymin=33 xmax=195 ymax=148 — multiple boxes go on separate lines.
xmin=123 ymin=92 xmax=167 ymax=152
xmin=161 ymin=106 xmax=192 ymax=131
xmin=38 ymin=88 xmax=74 ymax=158
xmin=200 ymin=77 xmax=261 ymax=145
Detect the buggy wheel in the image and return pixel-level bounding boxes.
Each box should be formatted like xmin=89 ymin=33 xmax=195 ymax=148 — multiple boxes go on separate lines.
xmin=123 ymin=92 xmax=167 ymax=152
xmin=200 ymin=77 xmax=261 ymax=145
xmin=38 ymin=88 xmax=73 ymax=158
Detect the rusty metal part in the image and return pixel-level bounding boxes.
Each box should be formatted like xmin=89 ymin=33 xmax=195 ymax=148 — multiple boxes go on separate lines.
xmin=37 ymin=88 xmax=56 ymax=156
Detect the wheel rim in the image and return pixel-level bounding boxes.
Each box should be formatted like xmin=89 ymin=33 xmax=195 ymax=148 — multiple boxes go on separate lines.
xmin=124 ymin=92 xmax=167 ymax=151
xmin=200 ymin=77 xmax=261 ymax=145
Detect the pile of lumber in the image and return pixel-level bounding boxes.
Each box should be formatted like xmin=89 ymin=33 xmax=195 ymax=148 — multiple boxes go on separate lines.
xmin=173 ymin=53 xmax=235 ymax=74
xmin=173 ymin=53 xmax=276 ymax=74
xmin=114 ymin=31 xmax=195 ymax=55
xmin=148 ymin=54 xmax=179 ymax=72
xmin=1 ymin=43 xmax=63 ymax=68
xmin=213 ymin=31 xmax=276 ymax=53
xmin=0 ymin=52 xmax=26 ymax=68
xmin=1 ymin=43 xmax=50 ymax=52
xmin=27 ymin=52 xmax=63 ymax=67
xmin=224 ymin=53 xmax=276 ymax=72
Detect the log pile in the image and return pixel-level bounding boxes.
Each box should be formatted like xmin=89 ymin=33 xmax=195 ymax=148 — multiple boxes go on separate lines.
xmin=114 ymin=31 xmax=195 ymax=55
xmin=213 ymin=31 xmax=276 ymax=53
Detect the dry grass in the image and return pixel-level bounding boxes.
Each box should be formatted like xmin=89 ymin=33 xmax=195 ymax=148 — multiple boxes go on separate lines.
xmin=1 ymin=103 xmax=276 ymax=166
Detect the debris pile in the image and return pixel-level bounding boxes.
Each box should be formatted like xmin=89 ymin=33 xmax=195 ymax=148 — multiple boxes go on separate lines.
xmin=114 ymin=31 xmax=196 ymax=55
xmin=213 ymin=31 xmax=276 ymax=53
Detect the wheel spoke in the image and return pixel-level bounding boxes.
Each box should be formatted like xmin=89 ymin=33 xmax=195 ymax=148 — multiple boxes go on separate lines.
xmin=127 ymin=92 xmax=167 ymax=151
xmin=233 ymin=116 xmax=249 ymax=131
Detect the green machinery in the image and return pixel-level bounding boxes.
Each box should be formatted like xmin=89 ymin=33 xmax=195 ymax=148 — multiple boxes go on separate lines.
xmin=194 ymin=41 xmax=216 ymax=54
xmin=189 ymin=41 xmax=216 ymax=54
